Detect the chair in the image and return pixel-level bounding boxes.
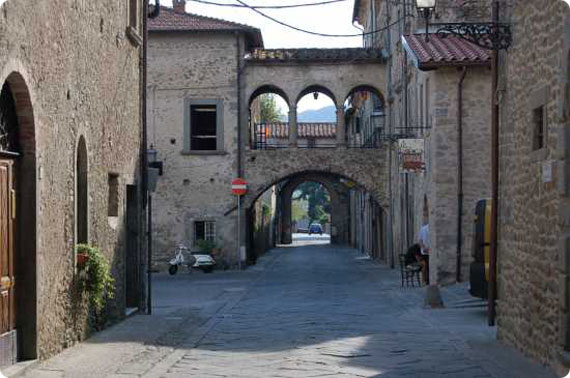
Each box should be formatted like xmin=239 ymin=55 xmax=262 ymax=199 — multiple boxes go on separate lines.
xmin=398 ymin=254 xmax=422 ymax=287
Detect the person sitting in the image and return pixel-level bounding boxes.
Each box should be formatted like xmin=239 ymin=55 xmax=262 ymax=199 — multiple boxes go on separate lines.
xmin=404 ymin=243 xmax=422 ymax=271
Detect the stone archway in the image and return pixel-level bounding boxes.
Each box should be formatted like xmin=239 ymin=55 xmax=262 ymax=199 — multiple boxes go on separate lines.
xmin=0 ymin=71 xmax=37 ymax=362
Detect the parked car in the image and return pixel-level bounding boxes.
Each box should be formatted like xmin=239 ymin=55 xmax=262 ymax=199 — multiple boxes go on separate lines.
xmin=308 ymin=223 xmax=323 ymax=235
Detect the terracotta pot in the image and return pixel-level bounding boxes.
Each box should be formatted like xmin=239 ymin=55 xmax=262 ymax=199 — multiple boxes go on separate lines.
xmin=77 ymin=253 xmax=90 ymax=268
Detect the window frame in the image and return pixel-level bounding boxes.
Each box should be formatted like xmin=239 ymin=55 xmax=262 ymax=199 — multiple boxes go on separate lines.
xmin=194 ymin=220 xmax=216 ymax=244
xmin=183 ymin=99 xmax=224 ymax=154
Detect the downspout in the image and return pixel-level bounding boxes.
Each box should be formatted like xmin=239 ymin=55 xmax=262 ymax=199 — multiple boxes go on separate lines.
xmin=456 ymin=66 xmax=467 ymax=283
xmin=489 ymin=0 xmax=500 ymax=326
xmin=145 ymin=0 xmax=160 ymax=315
xmin=236 ymin=34 xmax=243 ymax=178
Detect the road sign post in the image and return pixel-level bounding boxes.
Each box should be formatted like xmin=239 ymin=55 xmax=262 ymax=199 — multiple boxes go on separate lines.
xmin=232 ymin=178 xmax=248 ymax=270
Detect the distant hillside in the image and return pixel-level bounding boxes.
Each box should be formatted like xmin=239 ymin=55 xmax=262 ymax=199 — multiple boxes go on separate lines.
xmin=295 ymin=105 xmax=336 ymax=122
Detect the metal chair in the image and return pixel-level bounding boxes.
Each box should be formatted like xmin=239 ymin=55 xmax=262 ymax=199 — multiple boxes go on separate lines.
xmin=398 ymin=254 xmax=422 ymax=287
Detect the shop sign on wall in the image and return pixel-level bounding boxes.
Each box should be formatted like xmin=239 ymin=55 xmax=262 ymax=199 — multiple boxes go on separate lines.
xmin=398 ymin=139 xmax=425 ymax=173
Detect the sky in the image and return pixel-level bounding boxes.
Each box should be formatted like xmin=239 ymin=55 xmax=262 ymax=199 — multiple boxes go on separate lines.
xmin=160 ymin=0 xmax=364 ymax=114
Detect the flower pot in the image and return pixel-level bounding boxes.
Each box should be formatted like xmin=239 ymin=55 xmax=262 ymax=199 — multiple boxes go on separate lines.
xmin=77 ymin=253 xmax=90 ymax=269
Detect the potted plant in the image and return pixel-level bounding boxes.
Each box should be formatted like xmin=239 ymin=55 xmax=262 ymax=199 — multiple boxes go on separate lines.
xmin=75 ymin=244 xmax=115 ymax=312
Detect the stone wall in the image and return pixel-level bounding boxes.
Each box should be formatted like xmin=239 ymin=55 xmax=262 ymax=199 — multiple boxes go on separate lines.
xmin=0 ymin=0 xmax=144 ymax=360
xmin=497 ymin=0 xmax=570 ymax=372
xmin=357 ymin=0 xmax=492 ymax=285
xmin=148 ymin=32 xmax=244 ymax=268
xmin=419 ymin=66 xmax=492 ymax=285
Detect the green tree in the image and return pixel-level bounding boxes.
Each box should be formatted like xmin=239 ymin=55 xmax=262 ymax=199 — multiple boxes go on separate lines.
xmin=292 ymin=199 xmax=308 ymax=222
xmin=292 ymin=182 xmax=331 ymax=225
xmin=259 ymin=94 xmax=284 ymax=122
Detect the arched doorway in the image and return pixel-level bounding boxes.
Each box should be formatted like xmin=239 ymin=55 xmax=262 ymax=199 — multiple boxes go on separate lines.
xmin=0 ymin=72 xmax=37 ymax=363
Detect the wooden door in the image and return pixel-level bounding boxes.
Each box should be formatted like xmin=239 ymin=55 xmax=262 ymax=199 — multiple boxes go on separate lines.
xmin=0 ymin=159 xmax=15 ymax=335
xmin=125 ymin=185 xmax=139 ymax=309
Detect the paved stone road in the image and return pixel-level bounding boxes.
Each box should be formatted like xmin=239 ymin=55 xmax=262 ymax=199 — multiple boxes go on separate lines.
xmin=12 ymin=244 xmax=557 ymax=378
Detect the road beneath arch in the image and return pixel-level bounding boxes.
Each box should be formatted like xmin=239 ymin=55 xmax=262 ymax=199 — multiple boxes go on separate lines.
xmin=17 ymin=245 xmax=554 ymax=378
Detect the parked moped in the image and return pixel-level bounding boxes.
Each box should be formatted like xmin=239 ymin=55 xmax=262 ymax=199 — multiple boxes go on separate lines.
xmin=168 ymin=243 xmax=216 ymax=275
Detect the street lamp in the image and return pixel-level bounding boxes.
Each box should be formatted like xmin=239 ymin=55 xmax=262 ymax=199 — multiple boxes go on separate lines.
xmin=415 ymin=0 xmax=512 ymax=50
xmin=415 ymin=0 xmax=436 ymax=42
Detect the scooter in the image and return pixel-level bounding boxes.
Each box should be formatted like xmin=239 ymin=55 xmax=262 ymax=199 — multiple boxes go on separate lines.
xmin=168 ymin=244 xmax=216 ymax=275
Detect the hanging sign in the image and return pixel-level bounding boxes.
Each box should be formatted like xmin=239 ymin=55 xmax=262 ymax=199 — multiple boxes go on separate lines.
xmin=398 ymin=139 xmax=425 ymax=173
xmin=231 ymin=178 xmax=248 ymax=196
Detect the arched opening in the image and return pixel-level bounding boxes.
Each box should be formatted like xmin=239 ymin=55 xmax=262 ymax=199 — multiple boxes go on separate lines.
xmin=343 ymin=85 xmax=386 ymax=148
xmin=248 ymin=85 xmax=289 ymax=149
xmin=290 ymin=181 xmax=331 ymax=245
xmin=0 ymin=72 xmax=37 ymax=362
xmin=246 ymin=171 xmax=388 ymax=264
xmin=295 ymin=85 xmax=337 ymax=148
xmin=76 ymin=136 xmax=88 ymax=246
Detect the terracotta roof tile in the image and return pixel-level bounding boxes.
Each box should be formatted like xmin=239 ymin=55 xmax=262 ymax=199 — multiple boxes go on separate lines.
xmin=149 ymin=7 xmax=263 ymax=47
xmin=257 ymin=123 xmax=336 ymax=139
xmin=402 ymin=34 xmax=490 ymax=70
xmin=247 ymin=48 xmax=384 ymax=63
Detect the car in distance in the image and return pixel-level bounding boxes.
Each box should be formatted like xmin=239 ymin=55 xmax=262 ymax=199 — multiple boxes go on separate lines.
xmin=308 ymin=223 xmax=323 ymax=235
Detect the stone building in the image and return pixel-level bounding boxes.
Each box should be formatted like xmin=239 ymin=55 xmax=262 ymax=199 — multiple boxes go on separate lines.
xmin=0 ymin=0 xmax=147 ymax=366
xmin=353 ymin=0 xmax=492 ymax=285
xmin=148 ymin=1 xmax=394 ymax=269
xmin=147 ymin=3 xmax=264 ymax=268
xmin=495 ymin=0 xmax=570 ymax=374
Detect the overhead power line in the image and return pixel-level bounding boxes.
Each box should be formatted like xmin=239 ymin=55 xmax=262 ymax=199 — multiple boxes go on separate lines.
xmin=235 ymin=0 xmax=411 ymax=37
xmin=189 ymin=0 xmax=348 ymax=9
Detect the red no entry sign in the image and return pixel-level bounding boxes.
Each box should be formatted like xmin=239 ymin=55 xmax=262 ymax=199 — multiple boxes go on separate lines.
xmin=232 ymin=178 xmax=248 ymax=196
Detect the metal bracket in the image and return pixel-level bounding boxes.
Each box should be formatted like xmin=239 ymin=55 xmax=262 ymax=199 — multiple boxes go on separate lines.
xmin=433 ymin=22 xmax=512 ymax=50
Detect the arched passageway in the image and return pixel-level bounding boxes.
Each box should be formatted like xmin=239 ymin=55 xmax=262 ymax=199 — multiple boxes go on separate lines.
xmin=0 ymin=72 xmax=37 ymax=362
xmin=246 ymin=170 xmax=388 ymax=265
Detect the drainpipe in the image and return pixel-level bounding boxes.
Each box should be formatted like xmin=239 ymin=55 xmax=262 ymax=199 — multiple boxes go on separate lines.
xmin=236 ymin=34 xmax=243 ymax=178
xmin=456 ymin=66 xmax=467 ymax=283
xmin=489 ymin=0 xmax=500 ymax=327
xmin=144 ymin=0 xmax=160 ymax=315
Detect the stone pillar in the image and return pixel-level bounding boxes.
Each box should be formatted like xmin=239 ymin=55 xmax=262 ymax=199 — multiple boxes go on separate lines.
xmin=336 ymin=106 xmax=345 ymax=147
xmin=288 ymin=106 xmax=297 ymax=147
xmin=280 ymin=188 xmax=293 ymax=244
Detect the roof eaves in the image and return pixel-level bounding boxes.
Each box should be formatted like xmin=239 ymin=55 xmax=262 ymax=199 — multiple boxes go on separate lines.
xmin=401 ymin=35 xmax=421 ymax=69
xmin=352 ymin=0 xmax=362 ymax=23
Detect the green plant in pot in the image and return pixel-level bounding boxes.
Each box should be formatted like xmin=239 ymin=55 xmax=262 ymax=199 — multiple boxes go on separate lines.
xmin=76 ymin=244 xmax=115 ymax=312
xmin=196 ymin=239 xmax=217 ymax=253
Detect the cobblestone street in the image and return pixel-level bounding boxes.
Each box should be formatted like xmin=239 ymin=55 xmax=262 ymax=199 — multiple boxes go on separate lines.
xmin=13 ymin=244 xmax=556 ymax=378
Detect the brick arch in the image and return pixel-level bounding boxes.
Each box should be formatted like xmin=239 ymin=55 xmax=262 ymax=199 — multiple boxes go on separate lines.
xmin=295 ymin=84 xmax=338 ymax=108
xmin=343 ymin=84 xmax=386 ymax=106
xmin=0 ymin=70 xmax=37 ymax=360
xmin=248 ymin=84 xmax=290 ymax=109
xmin=244 ymin=148 xmax=390 ymax=210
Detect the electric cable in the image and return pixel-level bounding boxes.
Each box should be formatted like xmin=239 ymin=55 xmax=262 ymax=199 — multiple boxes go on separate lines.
xmin=235 ymin=0 xmax=412 ymax=37
xmin=188 ymin=0 xmax=348 ymax=9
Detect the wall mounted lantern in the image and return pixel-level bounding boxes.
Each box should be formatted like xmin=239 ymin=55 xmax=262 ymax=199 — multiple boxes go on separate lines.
xmin=415 ymin=0 xmax=512 ymax=50
xmin=313 ymin=92 xmax=319 ymax=100
xmin=415 ymin=0 xmax=436 ymax=42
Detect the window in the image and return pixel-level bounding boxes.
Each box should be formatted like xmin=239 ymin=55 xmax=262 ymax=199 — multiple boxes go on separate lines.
xmin=184 ymin=99 xmax=224 ymax=153
xmin=195 ymin=221 xmax=216 ymax=243
xmin=191 ymin=105 xmax=217 ymax=150
xmin=425 ymin=79 xmax=430 ymax=128
xmin=419 ymin=84 xmax=424 ymax=129
xmin=533 ymin=106 xmax=545 ymax=150
xmin=108 ymin=173 xmax=119 ymax=217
